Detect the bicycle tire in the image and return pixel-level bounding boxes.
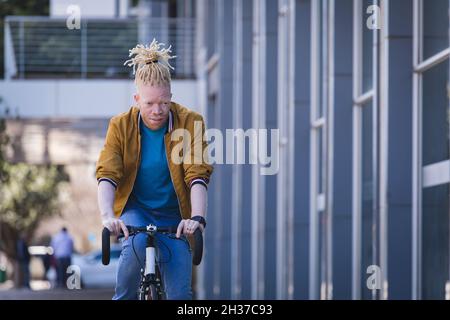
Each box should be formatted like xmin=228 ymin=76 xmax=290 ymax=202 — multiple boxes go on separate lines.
xmin=138 ymin=267 xmax=165 ymax=300
xmin=148 ymin=284 xmax=159 ymax=300
xmin=156 ymin=265 xmax=166 ymax=300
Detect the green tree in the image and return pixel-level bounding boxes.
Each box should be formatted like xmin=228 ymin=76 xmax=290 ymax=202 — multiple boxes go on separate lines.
xmin=0 ymin=116 xmax=8 ymax=182
xmin=0 ymin=115 xmax=69 ymax=287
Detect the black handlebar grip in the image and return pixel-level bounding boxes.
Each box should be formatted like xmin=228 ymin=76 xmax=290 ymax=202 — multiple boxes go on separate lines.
xmin=192 ymin=229 xmax=203 ymax=266
xmin=102 ymin=227 xmax=111 ymax=265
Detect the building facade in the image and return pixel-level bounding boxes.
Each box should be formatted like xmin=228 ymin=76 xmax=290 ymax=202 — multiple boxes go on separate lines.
xmin=195 ymin=0 xmax=450 ymax=300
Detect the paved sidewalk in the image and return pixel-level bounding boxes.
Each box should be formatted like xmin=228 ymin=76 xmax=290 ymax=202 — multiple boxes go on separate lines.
xmin=0 ymin=281 xmax=114 ymax=300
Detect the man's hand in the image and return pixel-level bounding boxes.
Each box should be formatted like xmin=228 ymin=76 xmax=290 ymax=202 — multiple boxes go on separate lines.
xmin=102 ymin=217 xmax=129 ymax=240
xmin=176 ymin=219 xmax=204 ymax=238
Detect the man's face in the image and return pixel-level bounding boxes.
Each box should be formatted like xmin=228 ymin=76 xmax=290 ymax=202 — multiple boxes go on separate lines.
xmin=134 ymin=84 xmax=172 ymax=131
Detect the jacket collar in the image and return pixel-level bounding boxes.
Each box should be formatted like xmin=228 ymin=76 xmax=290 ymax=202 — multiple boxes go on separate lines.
xmin=137 ymin=108 xmax=174 ymax=134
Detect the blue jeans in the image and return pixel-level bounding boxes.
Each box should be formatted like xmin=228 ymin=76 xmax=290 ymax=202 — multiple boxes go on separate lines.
xmin=56 ymin=257 xmax=71 ymax=288
xmin=113 ymin=200 xmax=192 ymax=300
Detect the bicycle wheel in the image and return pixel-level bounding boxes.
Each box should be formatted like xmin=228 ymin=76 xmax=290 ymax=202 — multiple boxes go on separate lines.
xmin=138 ymin=284 xmax=156 ymax=300
xmin=156 ymin=264 xmax=166 ymax=299
xmin=148 ymin=284 xmax=159 ymax=300
xmin=138 ymin=262 xmax=165 ymax=300
xmin=139 ymin=280 xmax=164 ymax=300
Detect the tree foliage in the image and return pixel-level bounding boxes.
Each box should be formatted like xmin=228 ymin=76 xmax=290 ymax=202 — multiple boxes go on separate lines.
xmin=0 ymin=115 xmax=69 ymax=261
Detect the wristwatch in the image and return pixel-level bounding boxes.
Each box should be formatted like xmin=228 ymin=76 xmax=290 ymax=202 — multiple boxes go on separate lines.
xmin=191 ymin=215 xmax=206 ymax=229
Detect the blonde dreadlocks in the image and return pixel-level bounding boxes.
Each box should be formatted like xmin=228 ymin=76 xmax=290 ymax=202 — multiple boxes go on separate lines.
xmin=124 ymin=38 xmax=176 ymax=86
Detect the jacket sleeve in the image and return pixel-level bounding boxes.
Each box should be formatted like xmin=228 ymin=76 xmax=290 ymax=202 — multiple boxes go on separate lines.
xmin=183 ymin=114 xmax=214 ymax=189
xmin=95 ymin=118 xmax=124 ymax=189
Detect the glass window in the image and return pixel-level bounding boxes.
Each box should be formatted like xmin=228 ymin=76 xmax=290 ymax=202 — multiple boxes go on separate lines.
xmin=361 ymin=101 xmax=374 ymax=300
xmin=423 ymin=0 xmax=449 ymax=60
xmin=422 ymin=60 xmax=449 ymax=166
xmin=362 ymin=0 xmax=374 ymax=93
xmin=317 ymin=0 xmax=325 ymax=119
xmin=422 ymin=184 xmax=449 ymax=299
xmin=421 ymin=56 xmax=449 ymax=300
xmin=318 ymin=198 xmax=326 ymax=297
xmin=207 ymin=0 xmax=218 ymax=58
xmin=317 ymin=126 xmax=326 ymax=297
xmin=318 ymin=127 xmax=324 ymax=195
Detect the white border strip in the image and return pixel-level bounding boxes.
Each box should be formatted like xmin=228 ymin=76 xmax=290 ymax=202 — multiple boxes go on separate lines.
xmin=422 ymin=160 xmax=450 ymax=188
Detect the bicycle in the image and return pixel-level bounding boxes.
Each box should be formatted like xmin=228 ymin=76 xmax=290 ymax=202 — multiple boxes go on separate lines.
xmin=101 ymin=224 xmax=203 ymax=300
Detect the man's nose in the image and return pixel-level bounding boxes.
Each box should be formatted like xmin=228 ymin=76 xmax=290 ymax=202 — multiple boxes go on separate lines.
xmin=152 ymin=105 xmax=163 ymax=114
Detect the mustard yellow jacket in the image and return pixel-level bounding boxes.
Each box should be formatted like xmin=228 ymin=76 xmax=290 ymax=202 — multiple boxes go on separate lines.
xmin=95 ymin=102 xmax=213 ymax=219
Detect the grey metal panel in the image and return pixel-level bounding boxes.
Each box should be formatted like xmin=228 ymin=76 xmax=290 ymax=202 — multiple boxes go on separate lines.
xmin=216 ymin=0 xmax=234 ymax=299
xmin=332 ymin=0 xmax=353 ymax=300
xmin=231 ymin=0 xmax=243 ymax=300
xmin=199 ymin=0 xmax=220 ymax=299
xmin=196 ymin=0 xmax=211 ymax=299
xmin=387 ymin=0 xmax=414 ymax=299
xmin=263 ymin=0 xmax=279 ymax=300
xmin=204 ymin=94 xmax=218 ymax=299
xmin=293 ymin=0 xmax=311 ymax=300
xmin=240 ymin=0 xmax=254 ymax=300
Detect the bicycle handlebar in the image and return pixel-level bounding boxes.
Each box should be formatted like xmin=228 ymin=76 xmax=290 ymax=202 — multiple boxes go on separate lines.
xmin=102 ymin=225 xmax=203 ymax=266
xmin=102 ymin=227 xmax=111 ymax=265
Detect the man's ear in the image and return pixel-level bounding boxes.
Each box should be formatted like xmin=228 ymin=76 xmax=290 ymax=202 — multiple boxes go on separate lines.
xmin=134 ymin=94 xmax=139 ymax=104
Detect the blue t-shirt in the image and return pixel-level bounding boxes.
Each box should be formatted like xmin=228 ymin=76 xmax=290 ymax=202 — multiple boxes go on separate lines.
xmin=129 ymin=118 xmax=180 ymax=217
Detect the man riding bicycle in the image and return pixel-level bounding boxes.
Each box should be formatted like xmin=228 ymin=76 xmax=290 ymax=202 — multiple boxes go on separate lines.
xmin=96 ymin=39 xmax=213 ymax=300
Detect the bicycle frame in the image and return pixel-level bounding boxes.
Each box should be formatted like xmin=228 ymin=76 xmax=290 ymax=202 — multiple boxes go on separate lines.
xmin=139 ymin=225 xmax=165 ymax=300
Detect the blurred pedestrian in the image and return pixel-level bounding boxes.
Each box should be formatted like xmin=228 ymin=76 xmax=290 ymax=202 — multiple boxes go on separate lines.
xmin=16 ymin=233 xmax=30 ymax=289
xmin=50 ymin=227 xmax=74 ymax=288
xmin=41 ymin=251 xmax=51 ymax=281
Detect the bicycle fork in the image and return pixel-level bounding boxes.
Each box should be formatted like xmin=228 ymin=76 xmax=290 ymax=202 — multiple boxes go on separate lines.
xmin=145 ymin=235 xmax=156 ymax=276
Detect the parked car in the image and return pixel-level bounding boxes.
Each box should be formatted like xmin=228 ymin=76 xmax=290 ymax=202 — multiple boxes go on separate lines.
xmin=48 ymin=244 xmax=122 ymax=289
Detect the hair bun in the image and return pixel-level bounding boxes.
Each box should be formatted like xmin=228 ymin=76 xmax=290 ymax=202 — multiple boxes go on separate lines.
xmin=124 ymin=38 xmax=176 ymax=85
